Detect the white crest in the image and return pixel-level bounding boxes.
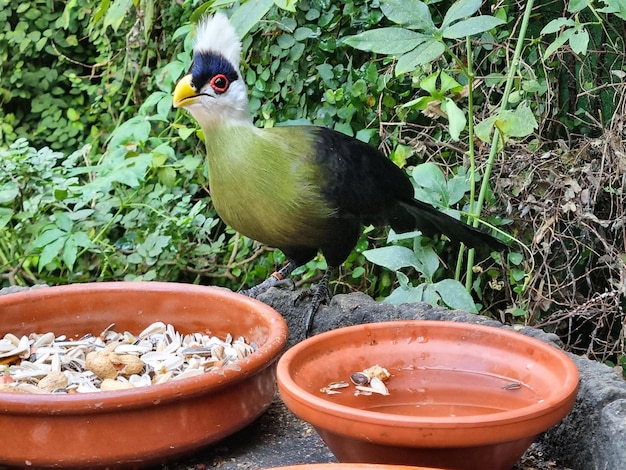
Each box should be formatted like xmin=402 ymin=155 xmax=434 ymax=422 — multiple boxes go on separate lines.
xmin=194 ymin=13 xmax=242 ymax=67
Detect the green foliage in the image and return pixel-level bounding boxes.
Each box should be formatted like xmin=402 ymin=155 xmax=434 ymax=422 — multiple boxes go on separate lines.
xmin=0 ymin=137 xmax=217 ymax=284
xmin=343 ymin=0 xmax=504 ymax=75
xmin=1 ymin=0 xmax=626 ymax=362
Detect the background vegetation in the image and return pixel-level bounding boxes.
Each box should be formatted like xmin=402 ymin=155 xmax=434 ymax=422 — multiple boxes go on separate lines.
xmin=1 ymin=0 xmax=625 ymax=372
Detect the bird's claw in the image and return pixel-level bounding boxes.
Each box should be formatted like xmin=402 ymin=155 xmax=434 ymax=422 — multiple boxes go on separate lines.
xmin=298 ymin=276 xmax=332 ymax=338
xmin=239 ymin=265 xmax=297 ymax=298
xmin=293 ymin=287 xmax=330 ymax=307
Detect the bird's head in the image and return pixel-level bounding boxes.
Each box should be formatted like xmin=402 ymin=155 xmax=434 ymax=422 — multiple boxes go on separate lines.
xmin=173 ymin=13 xmax=251 ymax=128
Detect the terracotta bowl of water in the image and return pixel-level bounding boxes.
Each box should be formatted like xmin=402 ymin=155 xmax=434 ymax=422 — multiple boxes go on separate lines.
xmin=276 ymin=320 xmax=579 ymax=470
xmin=0 ymin=282 xmax=288 ymax=469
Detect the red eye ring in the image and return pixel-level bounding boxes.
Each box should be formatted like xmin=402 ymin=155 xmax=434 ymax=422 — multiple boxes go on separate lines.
xmin=210 ymin=74 xmax=230 ymax=93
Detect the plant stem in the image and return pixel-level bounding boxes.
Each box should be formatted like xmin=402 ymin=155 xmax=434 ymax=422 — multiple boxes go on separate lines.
xmin=455 ymin=35 xmax=475 ymax=284
xmin=465 ymin=0 xmax=535 ymax=290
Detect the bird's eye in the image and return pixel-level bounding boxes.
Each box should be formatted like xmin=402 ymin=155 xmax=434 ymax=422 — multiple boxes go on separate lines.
xmin=210 ymin=74 xmax=230 ymax=93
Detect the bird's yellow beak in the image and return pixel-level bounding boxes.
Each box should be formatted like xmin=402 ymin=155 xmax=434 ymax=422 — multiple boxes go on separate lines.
xmin=173 ymin=74 xmax=197 ymax=108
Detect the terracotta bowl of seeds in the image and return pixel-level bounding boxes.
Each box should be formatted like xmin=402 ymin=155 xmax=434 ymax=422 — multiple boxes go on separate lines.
xmin=276 ymin=321 xmax=579 ymax=470
xmin=0 ymin=282 xmax=288 ymax=469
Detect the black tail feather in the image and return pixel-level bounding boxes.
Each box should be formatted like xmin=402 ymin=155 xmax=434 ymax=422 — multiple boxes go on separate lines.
xmin=390 ymin=199 xmax=507 ymax=251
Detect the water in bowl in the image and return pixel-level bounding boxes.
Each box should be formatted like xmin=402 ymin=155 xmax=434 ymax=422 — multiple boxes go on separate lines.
xmin=331 ymin=366 xmax=544 ymax=418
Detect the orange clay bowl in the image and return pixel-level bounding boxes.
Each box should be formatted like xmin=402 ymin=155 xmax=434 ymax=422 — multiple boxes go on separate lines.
xmin=268 ymin=464 xmax=442 ymax=470
xmin=277 ymin=321 xmax=579 ymax=470
xmin=268 ymin=465 xmax=441 ymax=470
xmin=0 ymin=282 xmax=288 ymax=469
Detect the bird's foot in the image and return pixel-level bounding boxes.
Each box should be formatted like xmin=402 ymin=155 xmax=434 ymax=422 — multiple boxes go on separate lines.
xmin=296 ymin=269 xmax=332 ymax=337
xmin=239 ymin=262 xmax=296 ymax=299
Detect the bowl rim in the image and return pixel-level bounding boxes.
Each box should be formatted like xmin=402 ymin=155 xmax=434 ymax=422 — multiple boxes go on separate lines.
xmin=0 ymin=281 xmax=288 ymax=413
xmin=277 ymin=320 xmax=579 ymax=429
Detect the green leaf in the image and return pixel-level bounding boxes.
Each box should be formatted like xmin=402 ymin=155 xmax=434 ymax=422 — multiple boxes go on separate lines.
xmin=380 ymin=0 xmax=436 ymax=32
xmin=107 ymin=116 xmax=151 ymax=148
xmin=343 ymin=28 xmax=428 ymax=55
xmin=540 ymin=18 xmax=575 ymax=35
xmin=441 ymin=0 xmax=482 ymax=29
xmin=475 ymin=115 xmax=497 ymax=142
xmin=72 ymin=231 xmax=93 ymax=248
xmin=58 ymin=0 xmax=78 ymax=29
xmin=446 ymin=171 xmax=470 ymax=206
xmin=441 ymin=97 xmax=466 ymax=141
xmin=363 ymin=245 xmax=420 ymax=271
xmin=158 ymin=167 xmax=177 ymax=187
xmin=438 ymin=71 xmax=463 ymax=94
xmin=510 ymin=269 xmax=527 ymax=282
xmin=411 ymin=162 xmax=448 ymax=206
xmin=143 ymin=0 xmax=154 ymax=41
xmin=390 ymin=144 xmax=412 ymax=168
xmin=569 ymin=28 xmax=589 ymax=55
xmin=0 ymin=182 xmax=19 ymax=204
xmin=273 ymin=0 xmax=297 ymax=12
xmin=568 ymin=0 xmax=590 ymax=12
xmin=177 ymin=126 xmax=196 ymax=140
xmin=434 ymin=279 xmax=478 ymax=312
xmin=38 ymin=236 xmax=66 ymax=271
xmin=31 ymin=228 xmax=67 ymax=248
xmin=230 ymin=0 xmax=274 ymax=38
xmin=62 ymin=236 xmax=78 ymax=270
xmin=294 ymin=27 xmax=314 ymax=41
xmin=598 ymin=0 xmax=626 ymax=20
xmin=0 ymin=208 xmax=13 ymax=230
xmin=543 ymin=28 xmax=573 ymax=58
xmin=497 ymin=104 xmax=538 ymax=138
xmin=442 ymin=16 xmax=505 ymax=39
xmin=54 ymin=212 xmax=73 ymax=233
xmin=395 ymin=39 xmax=445 ymax=75
xmin=385 ymin=282 xmax=426 ymax=304
xmin=103 ymin=0 xmax=133 ymax=33
xmin=412 ymin=242 xmax=440 ymax=280
xmin=475 ymin=104 xmax=538 ymax=142
xmin=508 ymin=252 xmax=524 ymax=265
xmin=419 ymin=71 xmax=441 ymax=96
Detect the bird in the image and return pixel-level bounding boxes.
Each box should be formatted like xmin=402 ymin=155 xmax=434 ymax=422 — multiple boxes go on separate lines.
xmin=172 ymin=13 xmax=506 ymax=335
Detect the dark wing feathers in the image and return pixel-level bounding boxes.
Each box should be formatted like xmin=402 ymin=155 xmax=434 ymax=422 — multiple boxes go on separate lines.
xmin=312 ymin=127 xmax=505 ymax=251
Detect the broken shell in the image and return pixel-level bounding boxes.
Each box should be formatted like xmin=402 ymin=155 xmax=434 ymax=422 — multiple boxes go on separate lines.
xmin=138 ymin=321 xmax=166 ymax=339
xmin=33 ymin=332 xmax=55 ymax=348
xmin=350 ymin=364 xmax=390 ymax=386
xmin=0 ymin=335 xmax=30 ymax=360
xmin=363 ymin=364 xmax=390 ymax=382
xmin=369 ymin=377 xmax=390 ymax=395
xmin=354 ymin=378 xmax=390 ymax=396
xmin=1 ymin=322 xmax=254 ymax=394
xmin=141 ymin=351 xmax=184 ymax=372
xmin=320 ymin=381 xmax=350 ymax=394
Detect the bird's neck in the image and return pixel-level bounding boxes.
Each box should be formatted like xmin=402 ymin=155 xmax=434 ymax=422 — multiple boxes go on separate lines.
xmin=195 ymin=107 xmax=254 ymax=131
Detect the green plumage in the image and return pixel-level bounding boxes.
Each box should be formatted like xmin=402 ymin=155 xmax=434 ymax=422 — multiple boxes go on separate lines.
xmin=205 ymin=125 xmax=335 ymax=249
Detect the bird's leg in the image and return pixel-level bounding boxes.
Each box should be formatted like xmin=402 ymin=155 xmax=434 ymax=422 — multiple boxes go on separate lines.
xmin=239 ymin=260 xmax=297 ymax=298
xmin=300 ymin=267 xmax=333 ymax=337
